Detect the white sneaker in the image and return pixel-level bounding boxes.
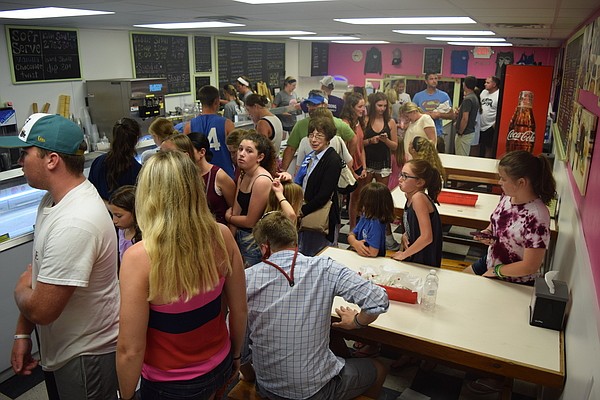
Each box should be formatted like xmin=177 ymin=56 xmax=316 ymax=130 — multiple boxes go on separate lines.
xmin=385 ymin=235 xmax=400 ymax=251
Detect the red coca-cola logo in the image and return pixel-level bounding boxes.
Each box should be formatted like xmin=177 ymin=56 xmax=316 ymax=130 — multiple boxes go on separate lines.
xmin=507 ymin=130 xmax=535 ymax=142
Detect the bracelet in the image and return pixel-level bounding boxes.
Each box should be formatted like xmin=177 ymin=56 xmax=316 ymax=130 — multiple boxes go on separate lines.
xmin=353 ymin=313 xmax=369 ymax=329
xmin=279 ymin=198 xmax=288 ymax=205
xmin=233 ymin=355 xmax=242 ymax=360
xmin=494 ymin=264 xmax=505 ymax=278
xmin=14 ymin=334 xmax=31 ymax=340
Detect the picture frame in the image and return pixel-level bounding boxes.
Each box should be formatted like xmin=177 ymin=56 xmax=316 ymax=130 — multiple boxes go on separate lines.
xmin=423 ymin=48 xmax=444 ymax=75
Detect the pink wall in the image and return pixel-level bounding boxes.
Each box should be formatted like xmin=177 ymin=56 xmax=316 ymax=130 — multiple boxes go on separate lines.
xmin=572 ymin=90 xmax=600 ymax=297
xmin=328 ymin=43 xmax=558 ymax=85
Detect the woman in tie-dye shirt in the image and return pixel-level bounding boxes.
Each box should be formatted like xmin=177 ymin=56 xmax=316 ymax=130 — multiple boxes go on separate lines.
xmin=464 ymin=150 xmax=556 ymax=284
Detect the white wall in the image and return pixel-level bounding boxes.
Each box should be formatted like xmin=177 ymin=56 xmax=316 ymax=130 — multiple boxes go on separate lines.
xmin=0 ymin=27 xmax=301 ymax=129
xmin=552 ymin=154 xmax=600 ymax=399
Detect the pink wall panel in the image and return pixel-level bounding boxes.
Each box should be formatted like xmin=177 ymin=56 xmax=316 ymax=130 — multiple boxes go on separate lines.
xmin=327 ymin=43 xmax=558 ymax=85
xmin=572 ymin=90 xmax=600 ymax=295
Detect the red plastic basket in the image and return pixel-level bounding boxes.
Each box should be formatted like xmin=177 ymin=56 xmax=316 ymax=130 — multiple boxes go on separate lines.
xmin=438 ymin=191 xmax=478 ymax=206
xmin=379 ymin=285 xmax=418 ymax=304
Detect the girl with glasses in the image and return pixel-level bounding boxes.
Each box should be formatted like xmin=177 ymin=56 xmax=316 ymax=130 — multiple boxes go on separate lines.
xmin=392 ymin=159 xmax=443 ymax=268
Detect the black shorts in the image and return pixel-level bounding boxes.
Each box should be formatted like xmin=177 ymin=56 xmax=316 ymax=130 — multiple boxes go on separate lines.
xmin=479 ymin=127 xmax=495 ymax=148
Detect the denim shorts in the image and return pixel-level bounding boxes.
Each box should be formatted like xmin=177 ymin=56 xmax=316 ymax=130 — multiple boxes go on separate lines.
xmin=235 ymin=229 xmax=262 ymax=268
xmin=471 ymin=255 xmax=488 ymax=275
xmin=140 ymin=354 xmax=233 ymax=400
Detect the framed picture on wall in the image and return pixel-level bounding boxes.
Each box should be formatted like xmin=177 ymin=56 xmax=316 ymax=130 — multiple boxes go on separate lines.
xmin=423 ymin=48 xmax=443 ymax=74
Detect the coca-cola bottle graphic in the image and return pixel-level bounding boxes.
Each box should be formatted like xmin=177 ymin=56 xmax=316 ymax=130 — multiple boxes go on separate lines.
xmin=506 ymin=91 xmax=536 ymax=153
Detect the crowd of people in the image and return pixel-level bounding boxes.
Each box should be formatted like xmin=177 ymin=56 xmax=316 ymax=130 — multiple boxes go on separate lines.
xmin=1 ymin=70 xmax=557 ymax=400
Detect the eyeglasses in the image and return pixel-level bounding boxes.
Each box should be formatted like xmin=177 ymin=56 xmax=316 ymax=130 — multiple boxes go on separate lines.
xmin=307 ymin=132 xmax=326 ymax=140
xmin=399 ymin=172 xmax=419 ymax=180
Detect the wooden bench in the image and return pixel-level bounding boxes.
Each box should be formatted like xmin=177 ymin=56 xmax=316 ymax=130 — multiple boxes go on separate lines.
xmin=227 ymin=380 xmax=373 ymax=400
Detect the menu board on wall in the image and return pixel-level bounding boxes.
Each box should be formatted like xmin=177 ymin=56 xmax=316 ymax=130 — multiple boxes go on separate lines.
xmin=131 ymin=33 xmax=191 ymax=95
xmin=423 ymin=48 xmax=443 ymax=74
xmin=217 ymin=39 xmax=285 ymax=90
xmin=194 ymin=36 xmax=212 ymax=72
xmin=557 ymin=31 xmax=584 ymax=153
xmin=6 ymin=26 xmax=82 ymax=83
xmin=311 ymin=42 xmax=329 ymax=76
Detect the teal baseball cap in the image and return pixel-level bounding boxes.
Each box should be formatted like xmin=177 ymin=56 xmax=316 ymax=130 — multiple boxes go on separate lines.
xmin=0 ymin=113 xmax=84 ymax=155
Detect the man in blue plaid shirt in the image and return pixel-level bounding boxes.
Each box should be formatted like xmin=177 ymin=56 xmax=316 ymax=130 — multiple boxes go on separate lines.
xmin=242 ymin=212 xmax=389 ymax=400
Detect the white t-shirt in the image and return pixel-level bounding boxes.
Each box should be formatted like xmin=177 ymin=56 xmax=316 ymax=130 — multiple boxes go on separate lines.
xmin=33 ymin=179 xmax=119 ymax=371
xmin=403 ymin=114 xmax=436 ymax=160
xmin=480 ymin=89 xmax=499 ymax=131
xmin=260 ymin=115 xmax=284 ymax=155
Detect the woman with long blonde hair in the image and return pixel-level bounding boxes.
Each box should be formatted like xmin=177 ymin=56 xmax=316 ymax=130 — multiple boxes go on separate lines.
xmin=116 ymin=151 xmax=247 ymax=400
xmin=399 ymin=102 xmax=437 ymax=162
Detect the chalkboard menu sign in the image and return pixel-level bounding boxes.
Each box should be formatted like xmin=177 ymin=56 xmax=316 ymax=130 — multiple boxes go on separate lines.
xmin=557 ymin=33 xmax=584 ymax=153
xmin=131 ymin=33 xmax=190 ymax=95
xmin=7 ymin=26 xmax=81 ymax=83
xmin=423 ymin=48 xmax=444 ymax=74
xmin=194 ymin=36 xmax=212 ymax=72
xmin=195 ymin=76 xmax=212 ymax=97
xmin=217 ymin=39 xmax=285 ymax=90
xmin=311 ymin=42 xmax=329 ymax=77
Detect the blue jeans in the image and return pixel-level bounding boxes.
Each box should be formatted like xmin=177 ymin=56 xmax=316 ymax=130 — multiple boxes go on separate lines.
xmin=472 ymin=251 xmax=489 ymax=275
xmin=235 ymin=229 xmax=262 ymax=268
xmin=140 ymin=354 xmax=233 ymax=400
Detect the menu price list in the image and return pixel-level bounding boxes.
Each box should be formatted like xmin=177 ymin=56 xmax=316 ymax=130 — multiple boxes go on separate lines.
xmin=132 ymin=33 xmax=191 ymax=94
xmin=218 ymin=39 xmax=285 ymax=90
xmin=8 ymin=27 xmax=81 ymax=82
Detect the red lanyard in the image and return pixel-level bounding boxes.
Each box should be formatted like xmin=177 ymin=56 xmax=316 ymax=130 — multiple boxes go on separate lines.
xmin=262 ymin=247 xmax=298 ymax=287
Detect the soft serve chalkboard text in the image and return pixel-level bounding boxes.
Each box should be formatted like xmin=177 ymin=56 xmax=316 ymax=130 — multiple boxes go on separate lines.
xmin=8 ymin=27 xmax=81 ymax=83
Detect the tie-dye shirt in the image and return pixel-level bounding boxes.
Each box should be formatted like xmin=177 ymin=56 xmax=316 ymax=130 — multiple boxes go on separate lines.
xmin=487 ymin=195 xmax=550 ymax=283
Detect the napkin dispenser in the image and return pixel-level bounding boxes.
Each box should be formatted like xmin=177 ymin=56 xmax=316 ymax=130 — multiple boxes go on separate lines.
xmin=529 ymin=276 xmax=569 ymax=331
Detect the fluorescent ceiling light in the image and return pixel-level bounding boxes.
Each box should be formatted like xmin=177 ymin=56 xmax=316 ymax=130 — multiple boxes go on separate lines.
xmin=134 ymin=22 xmax=244 ymax=29
xmin=427 ymin=37 xmax=505 ymax=42
xmin=290 ymin=36 xmax=357 ymax=40
xmin=335 ymin=17 xmax=476 ymax=25
xmin=394 ymin=30 xmax=495 ymax=35
xmin=332 ymin=40 xmax=389 ymax=44
xmin=448 ymin=42 xmax=513 ymax=46
xmin=0 ymin=7 xmax=114 ymax=19
xmin=231 ymin=30 xmax=315 ymax=35
xmin=234 ymin=0 xmax=331 ymax=3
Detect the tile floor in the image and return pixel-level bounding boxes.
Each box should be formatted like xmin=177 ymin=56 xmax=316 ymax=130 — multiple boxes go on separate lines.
xmin=2 ymin=217 xmax=536 ymax=400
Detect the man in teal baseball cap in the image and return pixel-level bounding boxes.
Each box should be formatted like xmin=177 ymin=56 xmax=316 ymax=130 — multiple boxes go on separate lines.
xmin=0 ymin=113 xmax=85 ymax=155
xmin=4 ymin=113 xmax=120 ymax=399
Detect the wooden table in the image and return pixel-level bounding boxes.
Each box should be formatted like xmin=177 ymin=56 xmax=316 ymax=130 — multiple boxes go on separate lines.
xmin=324 ymin=247 xmax=565 ymax=390
xmin=440 ymin=153 xmax=500 ymax=185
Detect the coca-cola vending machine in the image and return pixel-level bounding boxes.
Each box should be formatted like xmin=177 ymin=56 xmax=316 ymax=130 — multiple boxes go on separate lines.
xmin=495 ymin=64 xmax=554 ymax=157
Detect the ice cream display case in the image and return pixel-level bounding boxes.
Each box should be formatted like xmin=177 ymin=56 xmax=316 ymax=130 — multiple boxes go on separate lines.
xmin=0 ymin=170 xmax=45 ymax=245
xmin=0 ymin=153 xmax=101 ymax=251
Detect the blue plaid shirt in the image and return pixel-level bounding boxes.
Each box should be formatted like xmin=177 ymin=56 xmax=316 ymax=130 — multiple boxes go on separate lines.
xmin=245 ymin=250 xmax=389 ymax=399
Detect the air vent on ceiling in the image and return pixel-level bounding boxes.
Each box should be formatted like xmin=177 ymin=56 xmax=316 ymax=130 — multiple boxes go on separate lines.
xmin=490 ymin=23 xmax=547 ymax=29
